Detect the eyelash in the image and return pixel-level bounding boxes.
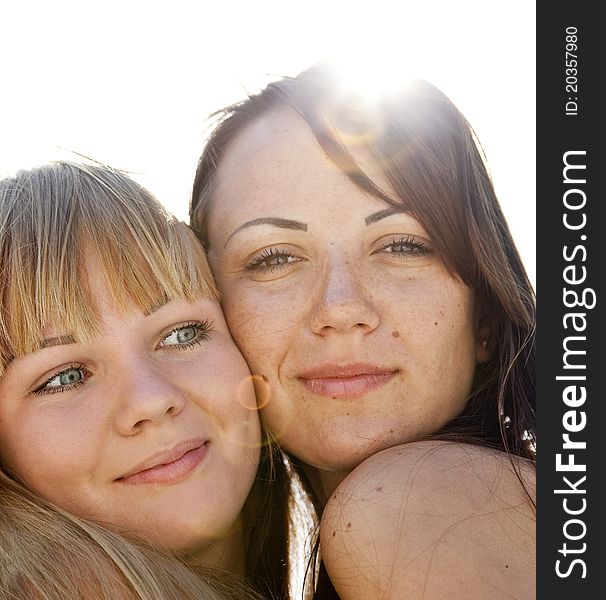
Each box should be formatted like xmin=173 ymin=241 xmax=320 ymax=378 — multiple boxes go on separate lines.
xmin=31 ymin=321 xmax=214 ymax=396
xmin=379 ymin=236 xmax=431 ymax=257
xmin=32 ymin=363 xmax=88 ymax=397
xmin=245 ymin=247 xmax=301 ymax=273
xmin=160 ymin=320 xmax=214 ymax=350
xmin=245 ymin=237 xmax=431 ymax=272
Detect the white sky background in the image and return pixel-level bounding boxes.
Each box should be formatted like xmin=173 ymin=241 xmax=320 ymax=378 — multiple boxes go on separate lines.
xmin=1 ymin=0 xmax=535 ymax=286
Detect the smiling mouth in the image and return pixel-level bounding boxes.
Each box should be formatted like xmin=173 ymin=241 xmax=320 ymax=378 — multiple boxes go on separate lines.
xmin=116 ymin=442 xmax=209 ymax=486
xmin=298 ymin=365 xmax=397 ymax=399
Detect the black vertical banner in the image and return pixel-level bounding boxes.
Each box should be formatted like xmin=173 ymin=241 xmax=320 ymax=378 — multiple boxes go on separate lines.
xmin=537 ymin=2 xmax=604 ymax=597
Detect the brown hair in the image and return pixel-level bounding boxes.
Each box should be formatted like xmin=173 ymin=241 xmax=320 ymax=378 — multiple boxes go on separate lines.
xmin=0 ymin=162 xmax=290 ymax=600
xmin=190 ymin=62 xmax=535 ymax=598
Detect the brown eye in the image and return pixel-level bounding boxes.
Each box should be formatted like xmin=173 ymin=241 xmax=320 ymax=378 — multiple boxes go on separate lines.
xmin=246 ymin=247 xmax=303 ymax=272
xmin=378 ymin=236 xmax=432 ymax=258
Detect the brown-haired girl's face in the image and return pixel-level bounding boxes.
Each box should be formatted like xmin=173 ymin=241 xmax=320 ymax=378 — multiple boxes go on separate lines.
xmin=205 ymin=108 xmax=489 ymax=474
xmin=0 ymin=265 xmax=260 ymax=553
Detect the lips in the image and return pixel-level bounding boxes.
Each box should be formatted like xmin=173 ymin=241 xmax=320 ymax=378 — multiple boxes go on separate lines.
xmin=116 ymin=439 xmax=208 ymax=485
xmin=298 ymin=363 xmax=397 ymax=399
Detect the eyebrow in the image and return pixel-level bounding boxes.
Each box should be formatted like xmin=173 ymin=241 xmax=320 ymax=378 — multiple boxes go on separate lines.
xmin=4 ymin=296 xmax=174 ymax=371
xmin=224 ymin=209 xmax=406 ymax=248
xmin=37 ymin=296 xmax=171 ymax=348
xmin=225 ymin=217 xmax=308 ymax=247
xmin=41 ymin=335 xmax=77 ymax=349
xmin=365 ymin=207 xmax=405 ymax=225
xmin=2 ymin=334 xmax=78 ymax=370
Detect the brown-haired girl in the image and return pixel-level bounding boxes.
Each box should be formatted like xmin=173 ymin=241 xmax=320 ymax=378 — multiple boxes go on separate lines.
xmin=191 ymin=62 xmax=536 ymax=599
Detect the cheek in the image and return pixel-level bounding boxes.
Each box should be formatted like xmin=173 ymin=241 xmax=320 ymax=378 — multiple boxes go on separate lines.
xmin=420 ymin=291 xmax=478 ymax=395
xmin=221 ymin=280 xmax=305 ymax=370
xmin=1 ymin=407 xmax=102 ymax=495
xmin=388 ymin=276 xmax=475 ymax=336
xmin=388 ymin=279 xmax=477 ymax=368
xmin=183 ymin=345 xmax=261 ymax=441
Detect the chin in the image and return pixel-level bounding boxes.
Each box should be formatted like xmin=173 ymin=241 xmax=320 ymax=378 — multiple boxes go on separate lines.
xmin=148 ymin=515 xmax=232 ymax=553
xmin=307 ymin=444 xmax=384 ymax=473
xmin=309 ymin=428 xmax=415 ymax=473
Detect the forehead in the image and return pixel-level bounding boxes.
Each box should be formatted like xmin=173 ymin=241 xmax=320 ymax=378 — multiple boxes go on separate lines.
xmin=212 ymin=107 xmax=390 ymax=218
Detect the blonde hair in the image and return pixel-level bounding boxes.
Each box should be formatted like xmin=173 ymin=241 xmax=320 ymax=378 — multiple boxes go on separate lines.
xmin=0 ymin=161 xmax=217 ymax=376
xmin=0 ymin=162 xmax=270 ymax=599
xmin=0 ymin=473 xmax=261 ymax=599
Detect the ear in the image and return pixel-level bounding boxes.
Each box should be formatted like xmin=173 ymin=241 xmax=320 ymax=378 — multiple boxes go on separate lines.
xmin=475 ymin=319 xmax=492 ymax=364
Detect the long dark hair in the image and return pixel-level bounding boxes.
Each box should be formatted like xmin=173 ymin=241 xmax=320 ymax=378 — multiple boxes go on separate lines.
xmin=241 ymin=432 xmax=291 ymax=600
xmin=191 ymin=62 xmax=536 ymax=598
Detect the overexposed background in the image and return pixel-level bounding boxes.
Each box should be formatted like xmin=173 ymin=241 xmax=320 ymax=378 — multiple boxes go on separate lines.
xmin=1 ymin=0 xmax=535 ymax=285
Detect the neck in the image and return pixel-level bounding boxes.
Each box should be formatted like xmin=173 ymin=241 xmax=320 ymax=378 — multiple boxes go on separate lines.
xmin=186 ymin=517 xmax=247 ymax=578
xmin=300 ymin=464 xmax=351 ymax=510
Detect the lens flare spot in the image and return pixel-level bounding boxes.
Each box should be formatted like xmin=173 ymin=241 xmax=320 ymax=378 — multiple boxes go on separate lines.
xmin=238 ymin=374 xmax=271 ymax=410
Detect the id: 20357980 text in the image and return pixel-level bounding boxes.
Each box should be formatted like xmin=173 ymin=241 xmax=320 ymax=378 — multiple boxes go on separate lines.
xmin=564 ymin=26 xmax=579 ymax=116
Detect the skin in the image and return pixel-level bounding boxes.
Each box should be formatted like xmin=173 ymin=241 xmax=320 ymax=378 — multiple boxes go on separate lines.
xmin=321 ymin=441 xmax=536 ymax=599
xmin=0 ymin=266 xmax=260 ymax=572
xmin=206 ymin=107 xmax=489 ymax=500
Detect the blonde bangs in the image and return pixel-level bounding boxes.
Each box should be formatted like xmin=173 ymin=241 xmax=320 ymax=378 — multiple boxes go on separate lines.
xmin=0 ymin=162 xmax=217 ymax=376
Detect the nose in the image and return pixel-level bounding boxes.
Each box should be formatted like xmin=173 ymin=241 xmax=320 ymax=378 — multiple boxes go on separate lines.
xmin=310 ymin=259 xmax=380 ymax=336
xmin=113 ymin=357 xmax=186 ymax=435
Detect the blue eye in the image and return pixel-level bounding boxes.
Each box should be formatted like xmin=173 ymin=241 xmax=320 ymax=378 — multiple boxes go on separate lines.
xmin=160 ymin=321 xmax=214 ymax=349
xmin=33 ymin=365 xmax=86 ymax=396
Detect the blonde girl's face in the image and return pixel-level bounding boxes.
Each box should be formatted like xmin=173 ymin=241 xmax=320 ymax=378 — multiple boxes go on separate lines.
xmin=0 ymin=270 xmax=261 ymax=554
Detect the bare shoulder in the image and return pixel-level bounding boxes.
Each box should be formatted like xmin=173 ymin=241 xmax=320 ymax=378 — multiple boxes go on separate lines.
xmin=320 ymin=441 xmax=536 ymax=600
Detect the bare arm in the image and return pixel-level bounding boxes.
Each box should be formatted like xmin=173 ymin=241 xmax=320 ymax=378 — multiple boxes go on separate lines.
xmin=320 ymin=441 xmax=535 ymax=600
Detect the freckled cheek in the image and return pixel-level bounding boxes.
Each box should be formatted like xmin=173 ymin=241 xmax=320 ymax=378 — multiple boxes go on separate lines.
xmin=386 ymin=283 xmax=476 ymax=361
xmin=221 ymin=283 xmax=306 ymax=365
xmin=424 ymin=302 xmax=479 ymax=391
xmin=383 ymin=292 xmax=447 ymax=339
